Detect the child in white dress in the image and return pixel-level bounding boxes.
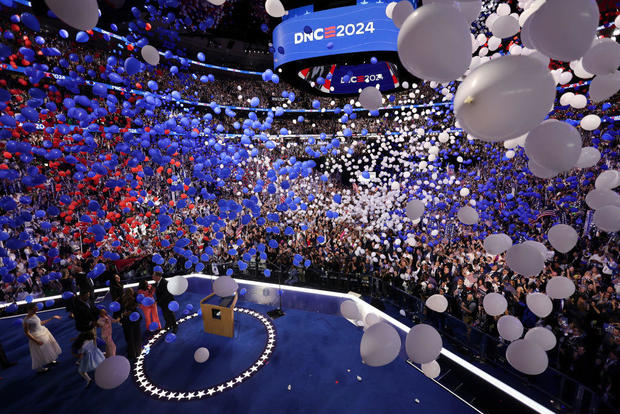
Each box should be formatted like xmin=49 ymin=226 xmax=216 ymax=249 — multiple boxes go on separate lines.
xmin=23 ymin=304 xmax=62 ymax=372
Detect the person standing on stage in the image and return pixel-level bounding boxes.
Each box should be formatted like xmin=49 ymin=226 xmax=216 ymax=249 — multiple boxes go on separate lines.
xmin=23 ymin=304 xmax=62 ymax=373
xmin=138 ymin=279 xmax=161 ymax=331
xmin=152 ymin=272 xmax=177 ymax=333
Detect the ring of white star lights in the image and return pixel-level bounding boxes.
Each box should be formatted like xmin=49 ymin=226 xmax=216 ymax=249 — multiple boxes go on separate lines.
xmin=132 ymin=307 xmax=277 ymax=400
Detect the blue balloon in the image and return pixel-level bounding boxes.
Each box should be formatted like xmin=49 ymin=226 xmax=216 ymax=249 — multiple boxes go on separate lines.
xmin=124 ymin=57 xmax=141 ymax=75
xmin=142 ymin=297 xmax=155 ymax=307
xmin=109 ymin=301 xmax=121 ymax=312
xmin=76 ymin=31 xmax=89 ymax=43
xmin=168 ymin=301 xmax=179 ymax=311
xmin=21 ymin=13 xmax=40 ymax=32
xmin=165 ymin=333 xmax=177 ymax=343
xmin=129 ymin=312 xmax=140 ymax=322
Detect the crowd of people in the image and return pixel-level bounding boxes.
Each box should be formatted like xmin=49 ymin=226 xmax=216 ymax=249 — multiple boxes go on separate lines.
xmin=0 ymin=1 xmax=618 ymax=409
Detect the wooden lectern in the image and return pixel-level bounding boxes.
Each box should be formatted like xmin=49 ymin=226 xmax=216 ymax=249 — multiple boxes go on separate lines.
xmin=199 ymin=292 xmax=238 ymax=338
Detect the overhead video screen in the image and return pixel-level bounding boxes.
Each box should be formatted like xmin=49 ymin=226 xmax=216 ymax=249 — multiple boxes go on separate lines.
xmin=272 ymin=3 xmax=400 ymax=68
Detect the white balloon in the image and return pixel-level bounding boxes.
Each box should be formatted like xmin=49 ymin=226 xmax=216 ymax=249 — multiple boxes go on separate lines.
xmin=141 ymin=45 xmax=160 ymax=66
xmin=483 ymin=233 xmax=513 ymax=255
xmin=167 ymin=276 xmax=188 ymax=296
xmin=406 ymin=324 xmax=442 ymax=364
xmin=559 ymin=92 xmax=574 ymax=106
xmin=582 ymin=38 xmax=620 ymax=75
xmin=547 ymin=224 xmax=578 ymax=253
xmin=594 ymin=205 xmax=620 ymax=232
xmin=340 ymin=299 xmax=360 ymax=320
xmin=595 ymin=170 xmax=620 ymax=190
xmin=45 ymin=0 xmax=99 ymax=31
xmin=487 ymin=36 xmax=502 ymax=51
xmin=454 ymin=55 xmax=555 ymax=142
xmin=570 ymin=58 xmax=595 ymax=79
xmin=527 ymin=0 xmax=599 ymax=61
xmin=524 ymin=120 xmax=582 ymax=173
xmin=528 ymin=159 xmax=558 ymax=179
xmin=385 ymin=2 xmax=398 ymax=19
xmin=95 ymin=355 xmax=131 ymax=389
xmin=365 ymin=313 xmax=381 ymax=327
xmin=580 ymin=114 xmax=601 ymax=131
xmin=457 ymin=205 xmax=479 ymax=225
xmin=405 ymin=199 xmax=425 ymax=220
xmin=421 ymin=360 xmax=441 ymax=379
xmin=457 ymin=0 xmax=482 ymax=23
xmin=425 ymin=0 xmax=481 ymax=23
xmin=265 ymin=0 xmax=286 ymax=18
xmin=492 ymin=15 xmax=520 ymax=38
xmin=207 ymin=0 xmax=226 ymax=4
xmin=498 ymin=315 xmax=523 ymax=341
xmin=558 ymin=71 xmax=573 ymax=85
xmin=523 ymin=240 xmax=548 ymax=258
xmin=425 ymin=294 xmax=448 ymax=313
xmin=397 ymin=3 xmax=472 ymax=82
xmin=575 ymin=147 xmax=601 ymax=169
xmin=391 ymin=0 xmax=414 ymax=28
xmin=506 ymin=243 xmax=544 ymax=276
xmin=506 ymin=339 xmax=548 ymax=375
xmin=360 ymin=322 xmax=402 ymax=367
xmin=359 ymin=87 xmax=383 ymax=111
xmin=589 ymin=71 xmax=620 ymax=103
xmin=459 ymin=187 xmax=470 ymax=197
xmin=569 ymin=94 xmax=587 ymax=109
xmin=546 ymin=276 xmax=575 ymax=299
xmin=483 ymin=293 xmax=508 ymax=316
xmin=525 ymin=327 xmax=556 ymax=351
xmin=526 ymin=293 xmax=553 ymax=318
xmin=213 ymin=276 xmax=238 ymax=297
xmin=585 ymin=188 xmax=620 ymax=210
xmin=496 ymin=3 xmax=511 ymax=16
xmin=194 ymin=347 xmax=210 ymax=363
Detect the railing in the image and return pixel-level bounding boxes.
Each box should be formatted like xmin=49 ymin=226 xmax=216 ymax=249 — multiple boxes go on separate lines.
xmin=198 ymin=261 xmax=614 ymax=414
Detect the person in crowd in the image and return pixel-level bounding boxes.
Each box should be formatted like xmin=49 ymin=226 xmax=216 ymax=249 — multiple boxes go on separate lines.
xmin=153 ymin=272 xmax=177 ymax=334
xmin=74 ymin=331 xmax=105 ymax=387
xmin=72 ymin=291 xmax=99 ymax=337
xmin=73 ymin=265 xmax=95 ymax=305
xmin=137 ymin=280 xmax=161 ymax=332
xmin=119 ymin=288 xmax=143 ymax=361
xmin=23 ymin=304 xmax=62 ymax=373
xmin=109 ymin=274 xmax=124 ymax=319
xmin=97 ymin=308 xmax=117 ymax=358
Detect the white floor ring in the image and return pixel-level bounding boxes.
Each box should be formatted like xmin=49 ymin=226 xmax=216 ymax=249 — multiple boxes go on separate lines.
xmin=132 ymin=307 xmax=277 ymax=400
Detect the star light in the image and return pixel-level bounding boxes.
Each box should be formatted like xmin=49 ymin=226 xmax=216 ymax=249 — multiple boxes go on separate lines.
xmin=133 ymin=308 xmax=276 ymax=400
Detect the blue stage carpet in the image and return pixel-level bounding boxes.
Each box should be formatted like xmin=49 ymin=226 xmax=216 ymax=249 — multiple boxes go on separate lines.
xmin=0 ymin=291 xmax=474 ymax=414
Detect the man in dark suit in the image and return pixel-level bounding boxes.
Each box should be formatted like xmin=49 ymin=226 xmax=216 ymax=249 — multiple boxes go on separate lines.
xmin=74 ymin=265 xmax=95 ymax=305
xmin=109 ymin=274 xmax=124 ymax=319
xmin=153 ymin=272 xmax=177 ymax=333
xmin=72 ymin=291 xmax=99 ymax=335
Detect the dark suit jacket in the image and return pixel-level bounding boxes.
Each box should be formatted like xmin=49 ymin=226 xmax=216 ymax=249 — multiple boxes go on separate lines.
xmin=73 ymin=298 xmax=98 ymax=331
xmin=110 ymin=281 xmax=123 ymax=302
xmin=155 ymin=279 xmax=174 ymax=306
xmin=75 ymin=272 xmax=94 ymax=294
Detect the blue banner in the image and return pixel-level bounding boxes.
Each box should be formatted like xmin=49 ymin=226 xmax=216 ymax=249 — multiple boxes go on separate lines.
xmin=330 ymin=61 xmax=398 ymax=94
xmin=272 ymin=3 xmax=399 ymax=68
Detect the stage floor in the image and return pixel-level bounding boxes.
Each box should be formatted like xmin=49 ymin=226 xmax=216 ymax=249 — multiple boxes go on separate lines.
xmin=0 ymin=289 xmax=476 ymax=414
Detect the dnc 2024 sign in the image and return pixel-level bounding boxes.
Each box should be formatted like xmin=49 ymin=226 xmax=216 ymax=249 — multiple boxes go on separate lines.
xmin=272 ymin=3 xmax=399 ymax=68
